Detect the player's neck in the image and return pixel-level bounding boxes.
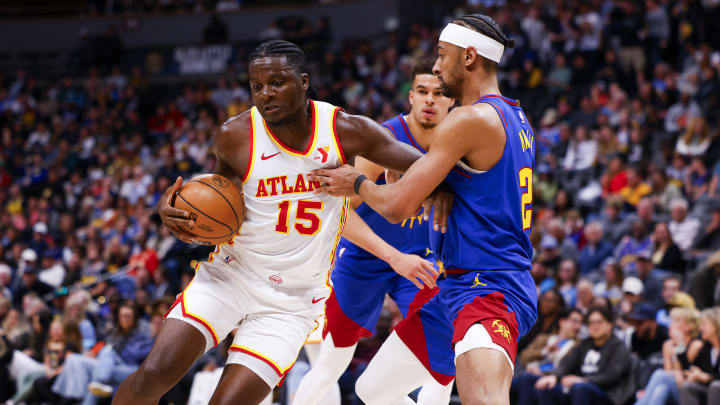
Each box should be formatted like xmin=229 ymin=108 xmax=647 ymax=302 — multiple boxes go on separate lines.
xmin=265 ymin=100 xmax=314 ymax=149
xmin=404 ymin=114 xmax=432 ymax=150
xmin=459 ymin=75 xmax=501 ymax=106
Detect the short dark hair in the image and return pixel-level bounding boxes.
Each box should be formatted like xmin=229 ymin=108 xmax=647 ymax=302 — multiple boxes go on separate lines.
xmin=249 ymin=39 xmax=307 ymax=74
xmin=559 ymin=307 xmax=583 ymax=320
xmin=452 ymin=14 xmax=515 ymax=50
xmin=409 ymin=58 xmax=436 ymax=84
xmin=586 ymin=305 xmax=615 ymax=324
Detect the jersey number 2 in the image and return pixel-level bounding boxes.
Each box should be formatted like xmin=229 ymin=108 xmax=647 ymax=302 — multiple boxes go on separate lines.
xmin=275 ymin=200 xmax=323 ymax=235
xmin=518 ymin=168 xmax=532 ymax=230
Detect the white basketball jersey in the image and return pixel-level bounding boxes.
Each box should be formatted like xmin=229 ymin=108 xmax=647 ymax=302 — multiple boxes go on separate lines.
xmin=215 ymin=100 xmax=349 ymax=290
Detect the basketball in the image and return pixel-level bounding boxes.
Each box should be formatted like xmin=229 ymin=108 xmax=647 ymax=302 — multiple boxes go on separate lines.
xmin=171 ymin=174 xmax=244 ymax=245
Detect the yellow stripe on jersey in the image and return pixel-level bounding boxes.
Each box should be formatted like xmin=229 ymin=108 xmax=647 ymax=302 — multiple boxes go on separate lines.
xmin=330 ymin=107 xmax=347 ymax=164
xmin=242 ymin=108 xmax=257 ymax=184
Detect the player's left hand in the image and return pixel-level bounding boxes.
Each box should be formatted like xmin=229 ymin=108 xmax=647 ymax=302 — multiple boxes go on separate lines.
xmin=309 ymin=164 xmax=361 ymax=197
xmin=388 ymin=252 xmax=439 ymax=289
xmin=422 ymin=187 xmax=454 ymax=234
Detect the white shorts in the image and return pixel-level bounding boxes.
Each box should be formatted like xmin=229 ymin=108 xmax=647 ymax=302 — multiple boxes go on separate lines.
xmin=305 ymin=313 xmax=325 ymax=345
xmin=454 ymin=324 xmax=514 ymax=371
xmin=166 ymin=258 xmax=328 ymax=387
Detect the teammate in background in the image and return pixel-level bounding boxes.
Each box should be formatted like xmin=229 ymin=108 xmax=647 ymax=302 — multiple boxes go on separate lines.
xmin=113 ymin=40 xmax=447 ymax=405
xmin=310 ymin=14 xmax=537 ymax=405
xmin=292 ymin=59 xmax=455 ymax=405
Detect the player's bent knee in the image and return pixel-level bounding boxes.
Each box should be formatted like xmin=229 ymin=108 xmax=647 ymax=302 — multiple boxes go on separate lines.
xmin=129 ymin=363 xmax=177 ymax=398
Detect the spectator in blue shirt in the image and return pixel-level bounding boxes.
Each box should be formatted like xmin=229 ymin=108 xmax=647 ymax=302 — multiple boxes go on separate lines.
xmin=578 ymin=222 xmax=614 ymax=276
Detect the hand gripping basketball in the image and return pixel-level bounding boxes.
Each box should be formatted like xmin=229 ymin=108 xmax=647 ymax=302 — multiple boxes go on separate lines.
xmin=159 ymin=175 xmax=245 ymax=245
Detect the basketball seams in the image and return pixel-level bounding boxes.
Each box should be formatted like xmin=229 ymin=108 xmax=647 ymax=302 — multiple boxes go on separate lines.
xmin=176 ymin=193 xmax=235 ymax=238
xmin=188 ymin=178 xmax=242 ymax=230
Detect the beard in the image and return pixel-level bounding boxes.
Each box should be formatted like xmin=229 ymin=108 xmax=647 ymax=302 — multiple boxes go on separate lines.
xmin=419 ymin=120 xmax=437 ymax=129
xmin=440 ymin=78 xmax=460 ymax=99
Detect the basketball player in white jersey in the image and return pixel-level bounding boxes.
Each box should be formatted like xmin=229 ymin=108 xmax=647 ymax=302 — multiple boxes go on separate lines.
xmin=113 ymin=40 xmax=448 ymax=405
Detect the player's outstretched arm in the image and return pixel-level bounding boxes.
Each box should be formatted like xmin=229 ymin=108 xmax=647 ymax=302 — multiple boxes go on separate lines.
xmin=312 ymin=106 xmax=492 ymax=223
xmin=343 ymin=209 xmax=438 ymax=289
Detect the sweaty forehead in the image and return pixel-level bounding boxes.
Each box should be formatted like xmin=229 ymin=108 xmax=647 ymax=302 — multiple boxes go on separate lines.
xmin=248 ymin=56 xmax=297 ymax=79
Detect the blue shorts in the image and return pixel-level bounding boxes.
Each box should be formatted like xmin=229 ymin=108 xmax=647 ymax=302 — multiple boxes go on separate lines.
xmin=394 ymin=269 xmax=537 ymax=384
xmin=323 ymin=251 xmax=437 ymax=347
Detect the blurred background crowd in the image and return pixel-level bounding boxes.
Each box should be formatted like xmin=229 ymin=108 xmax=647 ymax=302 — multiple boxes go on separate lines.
xmin=1 ymin=0 xmax=720 ymax=404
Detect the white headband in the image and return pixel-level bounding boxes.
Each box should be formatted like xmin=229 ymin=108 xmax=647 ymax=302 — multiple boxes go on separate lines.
xmin=438 ymin=23 xmax=504 ymax=63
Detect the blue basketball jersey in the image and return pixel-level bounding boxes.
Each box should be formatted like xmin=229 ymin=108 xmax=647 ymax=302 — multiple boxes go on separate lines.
xmin=430 ymin=95 xmax=535 ymax=271
xmin=336 ymin=115 xmax=432 ymax=270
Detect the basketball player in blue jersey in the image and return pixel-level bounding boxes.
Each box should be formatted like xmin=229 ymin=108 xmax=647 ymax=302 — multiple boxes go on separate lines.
xmin=310 ymin=14 xmax=537 ymax=405
xmin=292 ymin=59 xmax=455 ymax=405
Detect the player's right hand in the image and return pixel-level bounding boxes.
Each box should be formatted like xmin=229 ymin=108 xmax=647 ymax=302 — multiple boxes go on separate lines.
xmin=388 ymin=252 xmax=439 ymax=289
xmin=158 ymin=176 xmax=197 ymax=244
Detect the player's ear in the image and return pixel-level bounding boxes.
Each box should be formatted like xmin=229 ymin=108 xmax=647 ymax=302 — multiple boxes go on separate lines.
xmin=408 ymin=89 xmax=415 ymax=107
xmin=300 ymin=73 xmax=309 ymax=92
xmin=464 ymin=47 xmax=479 ymax=68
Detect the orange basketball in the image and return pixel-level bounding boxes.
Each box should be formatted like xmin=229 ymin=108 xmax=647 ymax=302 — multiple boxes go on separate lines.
xmin=171 ymin=174 xmax=244 ymax=245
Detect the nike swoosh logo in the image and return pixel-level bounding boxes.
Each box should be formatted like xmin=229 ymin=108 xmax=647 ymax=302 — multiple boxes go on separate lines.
xmin=311 ymin=297 xmax=326 ymax=304
xmin=261 ymin=152 xmax=281 ymax=160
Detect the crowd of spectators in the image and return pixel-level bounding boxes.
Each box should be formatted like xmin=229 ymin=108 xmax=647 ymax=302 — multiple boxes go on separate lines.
xmin=1 ymin=0 xmax=720 ymax=404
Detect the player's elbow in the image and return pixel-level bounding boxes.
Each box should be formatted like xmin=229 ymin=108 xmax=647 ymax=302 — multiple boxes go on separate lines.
xmin=381 ymin=202 xmax=415 ymax=224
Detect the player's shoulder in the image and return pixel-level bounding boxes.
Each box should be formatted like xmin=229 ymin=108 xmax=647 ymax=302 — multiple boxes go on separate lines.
xmin=333 ymin=110 xmax=379 ymax=137
xmin=448 ymin=104 xmax=501 ymax=127
xmin=217 ymin=110 xmax=252 ymax=142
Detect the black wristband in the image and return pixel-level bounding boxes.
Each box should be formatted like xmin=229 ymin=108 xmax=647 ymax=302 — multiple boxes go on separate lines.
xmin=353 ymin=174 xmax=368 ymax=195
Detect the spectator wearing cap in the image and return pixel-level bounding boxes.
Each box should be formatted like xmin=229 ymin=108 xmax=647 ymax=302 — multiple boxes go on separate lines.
xmin=578 ymin=222 xmax=614 ymax=277
xmin=547 ymin=219 xmax=579 ymax=262
xmin=636 ymin=307 xmax=702 ymax=405
xmin=688 ymin=251 xmax=720 ymax=309
xmin=632 ymin=250 xmax=664 ymax=308
xmin=628 ymin=302 xmax=668 ymax=361
xmin=28 ymin=222 xmax=49 ymax=259
xmin=679 ymin=307 xmax=720 ymax=405
xmin=538 ymin=235 xmax=562 ymax=271
xmin=618 ymin=276 xmax=645 ymax=319
xmin=38 ymin=250 xmax=65 ymax=289
xmin=620 ymin=166 xmax=652 ymax=208
xmin=669 ymin=198 xmax=700 ymax=251
xmin=12 ymin=251 xmax=53 ymax=308
xmin=650 ymin=223 xmax=686 ymax=274
xmin=534 ymin=306 xmax=634 ymax=405
xmin=598 ymin=196 xmax=631 ymax=245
